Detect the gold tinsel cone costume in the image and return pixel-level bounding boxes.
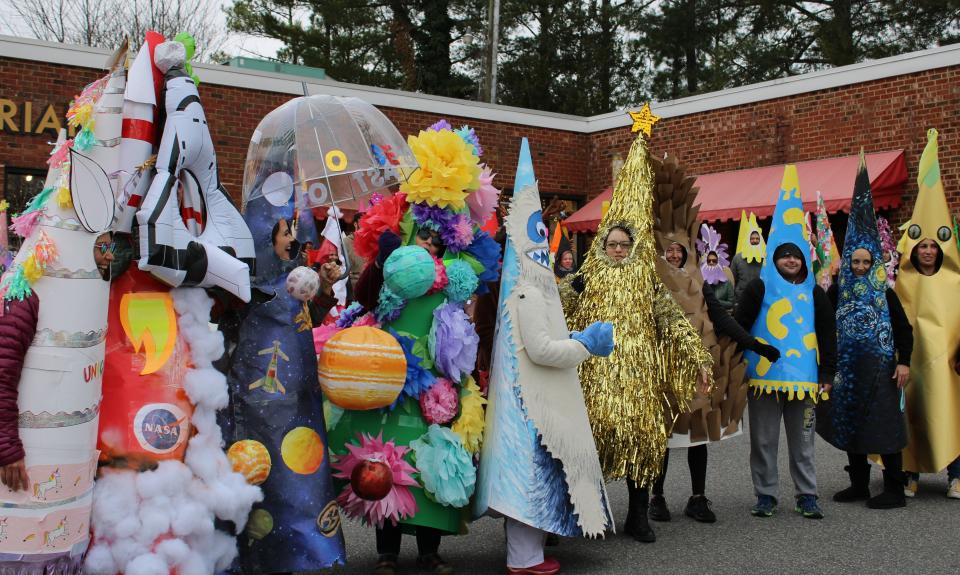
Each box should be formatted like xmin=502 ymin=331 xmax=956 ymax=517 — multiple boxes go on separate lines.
xmin=569 ymin=124 xmax=712 ymax=486
xmin=651 ymin=156 xmax=748 ymax=444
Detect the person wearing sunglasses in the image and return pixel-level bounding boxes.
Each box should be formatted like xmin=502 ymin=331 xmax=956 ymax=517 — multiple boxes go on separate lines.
xmin=415 ymin=228 xmax=445 ymax=257
xmin=93 ymin=232 xmax=116 ymax=281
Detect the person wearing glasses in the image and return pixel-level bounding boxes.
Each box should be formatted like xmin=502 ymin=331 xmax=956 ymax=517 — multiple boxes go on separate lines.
xmin=93 ymin=232 xmax=116 ymax=281
xmin=563 ymin=223 xmax=711 ymax=544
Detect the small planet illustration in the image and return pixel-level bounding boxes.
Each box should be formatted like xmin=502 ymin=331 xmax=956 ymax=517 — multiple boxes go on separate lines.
xmin=247 ymin=508 xmax=274 ymax=541
xmin=280 ymin=426 xmax=324 ymax=475
xmin=227 ymin=439 xmax=272 ymax=485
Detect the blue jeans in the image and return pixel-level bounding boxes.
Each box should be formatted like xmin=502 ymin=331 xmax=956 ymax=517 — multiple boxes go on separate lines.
xmin=950 ymin=456 xmax=960 ymax=481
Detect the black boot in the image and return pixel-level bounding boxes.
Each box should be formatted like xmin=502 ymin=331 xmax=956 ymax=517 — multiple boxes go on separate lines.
xmin=624 ymin=482 xmax=656 ymax=542
xmin=833 ymin=463 xmax=871 ymax=502
xmin=648 ymin=495 xmax=671 ymax=522
xmin=867 ymin=467 xmax=906 ymax=509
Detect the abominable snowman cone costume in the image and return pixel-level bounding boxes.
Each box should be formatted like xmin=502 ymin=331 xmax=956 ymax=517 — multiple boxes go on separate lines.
xmin=475 ymin=139 xmax=614 ymax=543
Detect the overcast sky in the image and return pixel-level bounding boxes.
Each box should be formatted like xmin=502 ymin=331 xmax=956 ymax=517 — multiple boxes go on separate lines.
xmin=0 ymin=0 xmax=284 ymax=61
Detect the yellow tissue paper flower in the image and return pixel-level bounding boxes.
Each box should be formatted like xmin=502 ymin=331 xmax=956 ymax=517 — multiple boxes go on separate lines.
xmin=401 ymin=129 xmax=481 ymax=210
xmin=451 ymin=376 xmax=487 ymax=453
xmin=22 ymin=255 xmax=43 ymax=282
xmin=57 ymin=186 xmax=73 ymax=209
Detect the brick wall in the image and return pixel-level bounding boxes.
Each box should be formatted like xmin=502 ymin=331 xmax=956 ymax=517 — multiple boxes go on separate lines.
xmin=589 ymin=65 xmax=960 ymax=227
xmin=0 ymin=57 xmax=590 ymax=211
xmin=2 ymin=56 xmax=959 ymax=230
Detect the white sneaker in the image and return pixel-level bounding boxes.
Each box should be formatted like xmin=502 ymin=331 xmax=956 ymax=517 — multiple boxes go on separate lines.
xmin=948 ymin=478 xmax=960 ymax=499
xmin=904 ymin=477 xmax=918 ymax=498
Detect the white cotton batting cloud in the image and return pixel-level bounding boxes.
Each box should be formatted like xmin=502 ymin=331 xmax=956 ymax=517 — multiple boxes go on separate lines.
xmin=86 ymin=288 xmax=262 ymax=575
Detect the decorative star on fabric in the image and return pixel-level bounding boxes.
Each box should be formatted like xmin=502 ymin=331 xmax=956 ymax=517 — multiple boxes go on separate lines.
xmin=628 ymin=103 xmax=660 ymax=137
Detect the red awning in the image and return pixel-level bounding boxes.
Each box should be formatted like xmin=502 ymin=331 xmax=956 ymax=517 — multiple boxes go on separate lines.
xmin=563 ymin=188 xmax=613 ymax=233
xmin=563 ymin=150 xmax=907 ymax=232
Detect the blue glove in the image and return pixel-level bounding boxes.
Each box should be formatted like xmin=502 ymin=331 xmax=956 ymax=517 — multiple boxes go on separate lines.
xmin=571 ymin=321 xmax=614 ymax=357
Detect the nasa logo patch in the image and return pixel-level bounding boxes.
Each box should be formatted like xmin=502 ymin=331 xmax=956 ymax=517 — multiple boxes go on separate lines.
xmin=133 ymin=403 xmax=189 ymax=454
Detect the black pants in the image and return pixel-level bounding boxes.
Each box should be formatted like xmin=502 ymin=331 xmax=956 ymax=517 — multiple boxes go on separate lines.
xmin=847 ymin=451 xmax=903 ymax=484
xmin=376 ymin=523 xmax=442 ymax=556
xmin=652 ymin=445 xmax=708 ymax=496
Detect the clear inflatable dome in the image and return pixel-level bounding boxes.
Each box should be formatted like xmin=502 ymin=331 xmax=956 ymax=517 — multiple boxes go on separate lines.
xmin=241 ymin=95 xmax=417 ymax=211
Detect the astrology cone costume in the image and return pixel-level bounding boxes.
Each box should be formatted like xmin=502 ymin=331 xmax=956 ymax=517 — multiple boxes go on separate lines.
xmin=567 ymin=127 xmax=711 ymax=487
xmin=221 ymin=164 xmax=346 ymax=571
xmin=895 ymin=129 xmax=960 ymax=474
xmin=475 ymin=138 xmax=613 ymax=538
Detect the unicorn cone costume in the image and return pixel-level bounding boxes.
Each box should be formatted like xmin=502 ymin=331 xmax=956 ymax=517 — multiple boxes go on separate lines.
xmin=0 ymin=47 xmax=122 ymax=571
xmin=475 ymin=139 xmax=613 ymax=568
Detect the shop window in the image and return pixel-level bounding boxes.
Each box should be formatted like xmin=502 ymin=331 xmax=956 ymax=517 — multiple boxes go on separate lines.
xmin=3 ymin=167 xmax=46 ymax=252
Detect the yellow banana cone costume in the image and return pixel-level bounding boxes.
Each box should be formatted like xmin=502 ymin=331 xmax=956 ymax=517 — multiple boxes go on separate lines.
xmin=895 ymin=128 xmax=960 ymax=474
xmin=569 ymin=120 xmax=711 ymax=487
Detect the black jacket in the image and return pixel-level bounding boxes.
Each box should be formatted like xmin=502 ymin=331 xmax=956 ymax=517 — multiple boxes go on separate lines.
xmin=734 ymin=277 xmax=837 ymax=384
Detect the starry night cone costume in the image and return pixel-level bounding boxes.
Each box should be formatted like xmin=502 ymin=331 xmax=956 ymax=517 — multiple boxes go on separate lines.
xmin=816 ymin=154 xmax=906 ymax=456
xmin=651 ymin=155 xmax=747 ymax=446
xmin=568 ymin=129 xmax=711 ymax=487
xmin=895 ymin=129 xmax=960 ymax=474
xmin=474 ymin=138 xmax=613 ymax=538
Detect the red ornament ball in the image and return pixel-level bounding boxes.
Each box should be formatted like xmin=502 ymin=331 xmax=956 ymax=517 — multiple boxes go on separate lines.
xmin=351 ymin=459 xmax=394 ymax=501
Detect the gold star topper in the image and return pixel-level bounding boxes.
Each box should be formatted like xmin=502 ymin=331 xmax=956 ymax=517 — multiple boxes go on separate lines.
xmin=628 ymin=103 xmax=660 ymax=137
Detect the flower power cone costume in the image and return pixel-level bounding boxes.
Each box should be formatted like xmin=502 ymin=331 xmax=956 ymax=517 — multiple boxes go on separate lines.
xmin=474 ymin=138 xmax=613 ymax=537
xmin=569 ymin=115 xmax=711 ymax=486
xmin=743 ymin=167 xmax=821 ymax=400
xmin=322 ymin=120 xmax=500 ymax=533
xmin=895 ymin=129 xmax=960 ymax=474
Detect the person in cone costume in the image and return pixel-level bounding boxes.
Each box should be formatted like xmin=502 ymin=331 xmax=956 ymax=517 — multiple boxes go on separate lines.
xmin=816 ymin=152 xmax=913 ymax=510
xmin=734 ymin=166 xmax=837 ymax=520
xmin=649 ymin=156 xmax=781 ymax=525
xmin=564 ymin=108 xmax=712 ymax=544
xmin=895 ymin=129 xmax=960 ymax=499
xmin=475 ymin=138 xmax=614 ymax=575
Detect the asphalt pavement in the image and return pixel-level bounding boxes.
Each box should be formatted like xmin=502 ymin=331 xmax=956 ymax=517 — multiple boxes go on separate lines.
xmin=322 ymin=416 xmax=960 ymax=575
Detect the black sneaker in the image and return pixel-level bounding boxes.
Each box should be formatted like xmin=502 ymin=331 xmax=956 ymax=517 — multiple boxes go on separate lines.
xmin=648 ymin=495 xmax=671 ymax=522
xmin=373 ymin=554 xmax=398 ymax=575
xmin=417 ymin=553 xmax=454 ymax=575
xmin=684 ymin=495 xmax=717 ymax=523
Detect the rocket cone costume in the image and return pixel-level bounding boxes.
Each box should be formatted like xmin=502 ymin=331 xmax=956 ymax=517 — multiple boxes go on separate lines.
xmin=475 ymin=139 xmax=613 ymax=569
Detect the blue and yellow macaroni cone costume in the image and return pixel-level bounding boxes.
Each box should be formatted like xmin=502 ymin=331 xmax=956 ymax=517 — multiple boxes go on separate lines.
xmin=744 ymin=166 xmax=820 ymax=400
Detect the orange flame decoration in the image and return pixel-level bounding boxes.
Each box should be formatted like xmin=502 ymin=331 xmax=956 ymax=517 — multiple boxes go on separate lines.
xmin=119 ymin=293 xmax=177 ymax=375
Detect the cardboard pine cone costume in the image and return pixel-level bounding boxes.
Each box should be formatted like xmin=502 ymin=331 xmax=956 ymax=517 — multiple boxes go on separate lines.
xmin=651 ymin=155 xmax=748 ymax=445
